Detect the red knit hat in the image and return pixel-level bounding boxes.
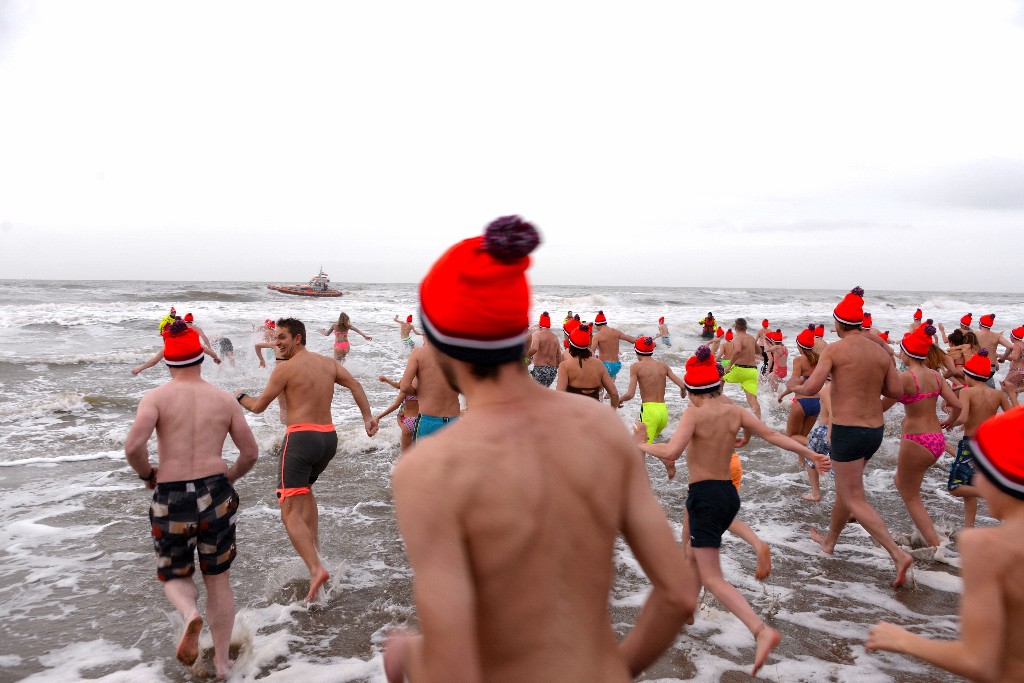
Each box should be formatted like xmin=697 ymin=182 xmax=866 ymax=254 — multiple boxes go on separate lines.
xmin=980 ymin=313 xmax=996 ymax=329
xmin=833 ymin=287 xmax=865 ymax=326
xmin=684 ymin=346 xmax=721 ymax=393
xmin=914 ymin=309 xmax=923 ymax=320
xmin=797 ymin=324 xmax=816 ymax=350
xmin=419 ymin=216 xmax=540 ymax=363
xmin=658 ymin=316 xmax=665 ymax=324
xmin=594 ymin=311 xmax=607 ymax=326
xmin=861 ymin=313 xmax=873 ymax=330
xmin=634 ymin=336 xmax=656 ymax=356
xmin=184 ymin=313 xmax=194 ymax=322
xmin=767 ymin=329 xmax=784 ymax=344
xmin=268 ymin=320 xmax=275 ymax=329
xmin=960 ymin=313 xmax=973 ymax=328
xmin=406 ymin=315 xmax=413 ymax=323
xmin=1011 ymin=326 xmax=1024 ymax=342
xmin=163 ymin=320 xmax=204 ymax=367
xmin=879 ymin=331 xmax=890 ymax=342
xmin=563 ymin=317 xmax=581 ymax=337
xmin=971 ymin=405 xmax=1024 ymax=500
xmin=539 ymin=311 xmax=551 ymax=329
xmin=964 ymin=349 xmax=993 ymax=381
xmin=761 ymin=319 xmax=769 ymax=328
xmin=815 ymin=324 xmax=825 ymax=338
xmin=725 ymin=329 xmax=734 ymax=341
xmin=715 ymin=327 xmax=724 ymax=338
xmin=900 ymin=324 xmax=935 ymax=360
xmin=569 ymin=323 xmax=592 ymax=350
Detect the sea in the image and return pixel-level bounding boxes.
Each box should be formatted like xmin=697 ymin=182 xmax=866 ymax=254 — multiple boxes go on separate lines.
xmin=1 ymin=279 xmax=1021 ymax=683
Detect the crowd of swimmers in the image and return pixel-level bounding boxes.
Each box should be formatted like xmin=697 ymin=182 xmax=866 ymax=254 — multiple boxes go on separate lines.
xmin=125 ymin=217 xmax=1024 ymax=681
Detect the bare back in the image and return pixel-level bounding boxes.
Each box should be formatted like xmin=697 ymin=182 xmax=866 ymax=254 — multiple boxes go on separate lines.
xmin=529 ymin=328 xmax=560 ymax=368
xmin=400 ymin=346 xmax=460 ymax=417
xmin=393 ymin=389 xmax=646 ymax=681
xmin=817 ymin=333 xmax=895 ymax=427
xmin=594 ymin=326 xmax=631 ymax=363
xmin=559 ymin=356 xmax=609 ymax=392
xmin=681 ymin=401 xmax=745 ymax=483
xmin=960 ymin=384 xmax=1009 ymax=436
xmin=731 ymin=331 xmax=758 ymax=366
xmin=634 ymin=359 xmax=673 ymax=403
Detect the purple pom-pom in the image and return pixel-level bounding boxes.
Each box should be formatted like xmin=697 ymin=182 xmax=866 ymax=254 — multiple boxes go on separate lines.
xmin=542 ymin=311 xmax=548 ymax=316
xmin=168 ymin=320 xmax=188 ymax=335
xmin=578 ymin=323 xmax=590 ymax=333
xmin=695 ymin=345 xmax=712 ymax=362
xmin=851 ymin=286 xmax=864 ymax=297
xmin=864 ymin=311 xmax=872 ymax=317
xmin=979 ymin=348 xmax=990 ymax=358
xmin=924 ymin=325 xmax=937 ymax=336
xmin=988 ymin=313 xmax=996 ymax=319
xmin=808 ymin=324 xmax=816 ymax=331
xmin=643 ymin=336 xmax=653 ymax=345
xmin=926 ymin=318 xmax=933 ymax=325
xmin=716 ymin=363 xmax=726 ymax=377
xmin=483 ymin=215 xmax=540 ymax=262
xmin=967 ymin=312 xmax=972 ymax=316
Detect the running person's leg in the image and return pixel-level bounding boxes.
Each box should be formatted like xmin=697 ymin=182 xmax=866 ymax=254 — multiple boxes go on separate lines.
xmin=894 ymin=439 xmax=943 ymax=547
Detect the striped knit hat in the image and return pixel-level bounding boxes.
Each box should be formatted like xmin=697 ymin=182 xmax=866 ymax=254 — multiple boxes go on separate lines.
xmin=960 ymin=313 xmax=973 ymax=328
xmin=971 ymin=406 xmax=1024 ymax=500
xmin=797 ymin=324 xmax=816 ymax=350
xmin=569 ymin=323 xmax=592 ymax=350
xmin=900 ymin=324 xmax=935 ymax=360
xmin=163 ymin=320 xmax=204 ymax=367
xmin=964 ymin=349 xmax=993 ymax=381
xmin=634 ymin=336 xmax=656 ymax=356
xmin=980 ymin=313 xmax=996 ymax=330
xmin=538 ymin=311 xmax=551 ymax=329
xmin=1011 ymin=326 xmax=1024 ymax=342
xmin=684 ymin=345 xmax=721 ymax=393
xmin=861 ymin=312 xmax=873 ymax=330
xmin=833 ymin=287 xmax=865 ymax=326
xmin=594 ymin=311 xmax=607 ymax=326
xmin=419 ymin=216 xmax=540 ymax=364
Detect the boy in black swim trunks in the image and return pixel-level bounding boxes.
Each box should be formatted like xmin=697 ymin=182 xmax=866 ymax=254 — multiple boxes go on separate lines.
xmin=635 ymin=345 xmax=830 ymax=678
xmin=125 ymin=320 xmax=259 ymax=679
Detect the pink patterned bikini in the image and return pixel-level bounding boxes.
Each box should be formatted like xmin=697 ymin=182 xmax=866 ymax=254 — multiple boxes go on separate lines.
xmin=899 ymin=370 xmax=945 ymax=459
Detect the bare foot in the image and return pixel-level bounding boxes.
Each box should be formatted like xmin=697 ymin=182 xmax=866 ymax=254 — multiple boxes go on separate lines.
xmin=752 ymin=624 xmax=782 ymax=677
xmin=801 ymin=492 xmax=822 ymax=503
xmin=892 ymin=551 xmax=914 ymax=588
xmin=306 ymin=567 xmax=330 ymax=603
xmin=384 ymin=629 xmax=415 ymax=683
xmin=176 ymin=615 xmax=203 ymax=667
xmin=755 ymin=543 xmax=772 ymax=581
xmin=214 ymin=659 xmax=234 ymax=681
xmin=810 ymin=528 xmax=834 ymax=555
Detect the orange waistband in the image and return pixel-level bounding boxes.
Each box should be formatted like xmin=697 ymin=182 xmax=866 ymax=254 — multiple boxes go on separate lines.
xmin=285 ymin=423 xmax=336 ymax=434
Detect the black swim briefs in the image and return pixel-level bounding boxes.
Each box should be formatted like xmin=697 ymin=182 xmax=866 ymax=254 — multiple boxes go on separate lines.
xmin=685 ymin=479 xmax=741 ymax=549
xmin=278 ymin=423 xmax=338 ymax=501
xmin=829 ymin=424 xmax=885 ymax=463
xmin=149 ymin=473 xmax=239 ymax=582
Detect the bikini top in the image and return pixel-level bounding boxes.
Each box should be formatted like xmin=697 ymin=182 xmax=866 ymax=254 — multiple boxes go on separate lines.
xmin=899 ymin=370 xmax=942 ymax=405
xmin=566 ymin=385 xmax=601 ymax=399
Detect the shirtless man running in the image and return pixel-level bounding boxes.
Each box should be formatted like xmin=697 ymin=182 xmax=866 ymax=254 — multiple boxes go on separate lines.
xmin=976 ymin=313 xmax=1013 ymax=388
xmin=526 ymin=311 xmax=559 ymax=387
xmin=394 ymin=314 xmax=422 ymax=351
xmin=722 ymin=318 xmax=762 ymax=418
xmin=592 ymin=310 xmax=635 ymax=381
xmin=619 ymin=336 xmax=686 ymax=450
xmin=790 ymin=287 xmax=914 ymax=588
xmin=384 ymin=216 xmax=694 ymax=682
xmin=125 ymin=320 xmax=258 ymax=680
xmin=400 ymin=335 xmax=461 ymax=440
xmin=236 ymin=318 xmax=378 ymax=602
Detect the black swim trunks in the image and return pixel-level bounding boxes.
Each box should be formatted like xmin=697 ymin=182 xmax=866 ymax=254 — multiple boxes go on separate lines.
xmin=278 ymin=423 xmax=338 ymax=501
xmin=149 ymin=473 xmax=239 ymax=582
xmin=685 ymin=479 xmax=741 ymax=549
xmin=829 ymin=424 xmax=885 ymax=463
xmin=531 ymin=365 xmax=557 ymax=387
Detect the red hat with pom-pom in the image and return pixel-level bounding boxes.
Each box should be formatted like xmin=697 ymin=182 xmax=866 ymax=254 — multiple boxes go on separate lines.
xmin=163 ymin=319 xmax=204 ymax=367
xmin=658 ymin=316 xmax=665 ymax=324
xmin=634 ymin=336 xmax=656 ymax=356
xmin=971 ymin=406 xmax=1024 ymax=500
xmin=900 ymin=324 xmax=935 ymax=360
xmin=539 ymin=311 xmax=551 ymax=328
xmin=569 ymin=323 xmax=592 ymax=350
xmin=879 ymin=331 xmax=890 ymax=342
xmin=1011 ymin=326 xmax=1024 ymax=342
xmin=833 ymin=287 xmax=865 ymax=326
xmin=725 ymin=329 xmax=734 ymax=341
xmin=797 ymin=325 xmax=816 ymax=350
xmin=960 ymin=313 xmax=973 ymax=328
xmin=980 ymin=313 xmax=996 ymax=329
xmin=684 ymin=345 xmax=721 ymax=393
xmin=715 ymin=327 xmax=724 ymax=338
xmin=815 ymin=324 xmax=825 ymax=338
xmin=861 ymin=313 xmax=873 ymax=330
xmin=594 ymin=311 xmax=607 ymax=326
xmin=914 ymin=309 xmax=923 ymax=320
xmin=761 ymin=319 xmax=769 ymax=328
xmin=964 ymin=349 xmax=993 ymax=381
xmin=420 ymin=215 xmax=540 ymax=363
xmin=184 ymin=312 xmax=194 ymax=323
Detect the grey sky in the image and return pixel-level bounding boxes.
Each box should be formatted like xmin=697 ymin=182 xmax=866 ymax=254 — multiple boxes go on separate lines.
xmin=1 ymin=1 xmax=1022 ymax=292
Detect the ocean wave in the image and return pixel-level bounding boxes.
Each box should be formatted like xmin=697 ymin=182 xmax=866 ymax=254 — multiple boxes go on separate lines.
xmin=920 ymin=298 xmax=974 ymax=311
xmin=0 ymin=450 xmax=124 ymax=467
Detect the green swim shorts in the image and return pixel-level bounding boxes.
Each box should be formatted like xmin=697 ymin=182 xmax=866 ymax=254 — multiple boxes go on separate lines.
xmin=723 ymin=364 xmax=758 ymax=394
xmin=640 ymin=402 xmax=669 ymax=443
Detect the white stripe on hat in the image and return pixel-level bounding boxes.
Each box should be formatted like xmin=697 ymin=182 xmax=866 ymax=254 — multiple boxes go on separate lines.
xmin=420 ymin=307 xmax=528 ymax=351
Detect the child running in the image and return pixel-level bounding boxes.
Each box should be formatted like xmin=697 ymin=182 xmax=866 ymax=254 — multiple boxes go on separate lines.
xmin=375 ymin=376 xmax=420 ymax=454
xmin=635 ymin=346 xmax=831 ymax=676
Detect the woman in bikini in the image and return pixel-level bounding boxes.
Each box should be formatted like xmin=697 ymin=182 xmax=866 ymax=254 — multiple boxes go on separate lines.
xmin=777 ymin=325 xmax=823 ymax=501
xmin=998 ymin=326 xmax=1024 ymax=407
xmin=556 ymin=323 xmax=619 ymax=407
xmin=884 ymin=324 xmax=961 ymax=550
xmin=320 ymin=312 xmax=371 ymax=363
xmin=376 ymin=376 xmax=419 ymax=453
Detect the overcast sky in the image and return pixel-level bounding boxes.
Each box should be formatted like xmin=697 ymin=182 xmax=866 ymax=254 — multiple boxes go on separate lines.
xmin=1 ymin=1 xmax=1022 ymax=291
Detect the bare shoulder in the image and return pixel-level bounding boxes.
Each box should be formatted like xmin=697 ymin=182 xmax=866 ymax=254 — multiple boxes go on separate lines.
xmin=958 ymin=527 xmax=1014 ymax=569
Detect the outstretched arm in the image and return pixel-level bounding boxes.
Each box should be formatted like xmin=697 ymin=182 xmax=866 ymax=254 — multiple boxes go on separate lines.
xmin=666 ymin=368 xmax=687 ymax=398
xmin=635 ymin=411 xmax=695 ymax=463
xmin=131 ymin=350 xmax=164 ymax=375
xmin=226 ymin=404 xmax=258 ymax=484
xmin=619 ymin=366 xmax=639 ymax=404
xmin=602 ymin=368 xmax=620 ymax=409
xmin=739 ymin=410 xmax=831 ymax=471
xmin=334 ymin=365 xmax=378 ymax=436
xmin=349 ymin=324 xmax=371 ymax=340
xmin=238 ymin=365 xmax=287 ymax=414
xmin=791 ymin=351 xmax=833 ymax=396
xmin=375 ymin=391 xmax=406 ymax=421
xmin=125 ymin=396 xmax=159 ymax=488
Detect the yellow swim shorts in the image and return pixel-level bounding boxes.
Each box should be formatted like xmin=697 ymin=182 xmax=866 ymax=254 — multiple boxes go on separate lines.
xmin=723 ymin=364 xmax=758 ymax=394
xmin=640 ymin=402 xmax=669 ymax=443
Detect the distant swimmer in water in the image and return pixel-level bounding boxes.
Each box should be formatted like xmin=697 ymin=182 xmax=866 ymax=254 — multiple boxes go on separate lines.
xmin=777 ymin=325 xmax=825 ymax=502
xmin=385 ymin=216 xmax=695 ymax=682
xmin=556 ymin=323 xmax=620 ymax=407
xmin=526 ymin=311 xmax=559 ymax=387
xmin=182 ymin=313 xmax=211 ymax=347
xmin=393 ymin=314 xmax=422 ymax=351
xmin=636 ymin=345 xmax=830 ymax=677
xmin=375 ymin=376 xmax=419 ymax=453
xmin=124 ymin=319 xmax=258 ymax=680
xmin=236 ymin=317 xmax=378 ymax=603
xmin=790 ymin=287 xmax=914 ymax=588
xmin=867 ymin=406 xmax=1024 ymax=682
xmin=721 ymin=318 xmax=762 ymax=419
xmin=591 ymin=310 xmax=635 ymax=383
xmin=657 ymin=316 xmax=671 ymax=346
xmin=254 ymin=319 xmax=276 ymax=368
xmin=320 ymin=311 xmax=371 ymax=363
